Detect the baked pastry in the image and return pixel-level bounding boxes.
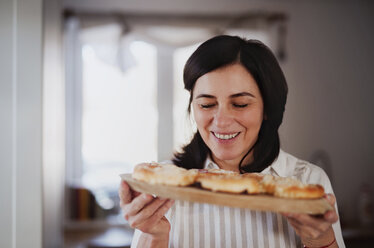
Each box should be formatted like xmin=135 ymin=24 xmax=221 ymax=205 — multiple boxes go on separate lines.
xmin=259 ymin=175 xmax=324 ymax=199
xmin=272 ymin=176 xmax=325 ymax=199
xmin=258 ymin=174 xmax=277 ymax=194
xmin=197 ymin=171 xmax=265 ymax=194
xmin=132 ymin=163 xmax=325 ymax=199
xmin=132 ymin=163 xmax=198 ymax=186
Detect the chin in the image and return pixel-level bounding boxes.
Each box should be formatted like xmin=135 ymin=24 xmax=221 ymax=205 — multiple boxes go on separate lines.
xmin=213 ymin=151 xmax=241 ymax=162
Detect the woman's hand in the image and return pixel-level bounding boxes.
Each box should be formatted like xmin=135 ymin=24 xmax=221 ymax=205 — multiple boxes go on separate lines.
xmin=282 ymin=194 xmax=339 ymax=247
xmin=118 ymin=179 xmax=174 ymax=246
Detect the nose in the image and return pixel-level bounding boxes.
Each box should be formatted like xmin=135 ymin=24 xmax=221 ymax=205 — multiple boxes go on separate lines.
xmin=213 ymin=106 xmax=233 ymax=128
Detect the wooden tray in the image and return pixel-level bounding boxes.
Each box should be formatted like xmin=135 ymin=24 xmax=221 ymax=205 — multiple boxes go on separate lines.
xmin=120 ymin=174 xmax=333 ymax=214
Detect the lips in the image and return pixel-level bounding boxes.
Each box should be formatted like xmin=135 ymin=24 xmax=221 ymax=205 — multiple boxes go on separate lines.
xmin=212 ymin=132 xmax=240 ymax=140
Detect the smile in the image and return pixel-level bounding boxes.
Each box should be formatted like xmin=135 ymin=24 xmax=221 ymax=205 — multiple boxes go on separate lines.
xmin=212 ymin=132 xmax=240 ymax=140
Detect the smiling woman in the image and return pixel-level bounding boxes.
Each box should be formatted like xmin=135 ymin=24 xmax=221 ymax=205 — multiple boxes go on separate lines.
xmin=119 ymin=35 xmax=345 ymax=248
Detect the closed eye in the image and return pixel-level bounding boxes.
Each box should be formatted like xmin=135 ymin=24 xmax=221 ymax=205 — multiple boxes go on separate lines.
xmin=200 ymin=104 xmax=216 ymax=109
xmin=233 ymin=104 xmax=248 ymax=108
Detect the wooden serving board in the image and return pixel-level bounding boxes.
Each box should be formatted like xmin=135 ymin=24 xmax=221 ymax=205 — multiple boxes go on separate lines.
xmin=120 ymin=174 xmax=333 ymax=214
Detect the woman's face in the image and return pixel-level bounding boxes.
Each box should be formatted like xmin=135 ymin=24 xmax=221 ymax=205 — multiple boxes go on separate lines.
xmin=192 ymin=63 xmax=264 ymax=167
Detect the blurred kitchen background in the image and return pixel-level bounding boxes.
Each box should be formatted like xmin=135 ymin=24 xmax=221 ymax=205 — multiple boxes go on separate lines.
xmin=1 ymin=0 xmax=374 ymax=247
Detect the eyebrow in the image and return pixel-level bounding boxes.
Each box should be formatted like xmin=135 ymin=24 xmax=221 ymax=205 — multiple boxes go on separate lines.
xmin=230 ymin=92 xmax=255 ymax=98
xmin=195 ymin=94 xmax=215 ymax=99
xmin=195 ymin=92 xmax=255 ymax=99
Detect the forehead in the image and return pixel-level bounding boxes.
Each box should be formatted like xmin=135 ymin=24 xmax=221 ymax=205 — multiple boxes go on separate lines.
xmin=193 ymin=64 xmax=260 ymax=97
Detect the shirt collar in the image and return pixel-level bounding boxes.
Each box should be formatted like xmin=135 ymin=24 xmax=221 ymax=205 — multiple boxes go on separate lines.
xmin=204 ymin=154 xmax=220 ymax=169
xmin=261 ymin=149 xmax=287 ymax=176
xmin=203 ymin=149 xmax=287 ymax=176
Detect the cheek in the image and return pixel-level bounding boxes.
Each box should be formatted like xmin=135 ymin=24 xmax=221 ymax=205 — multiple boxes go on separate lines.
xmin=193 ymin=109 xmax=210 ymax=131
xmin=243 ymin=109 xmax=264 ymax=129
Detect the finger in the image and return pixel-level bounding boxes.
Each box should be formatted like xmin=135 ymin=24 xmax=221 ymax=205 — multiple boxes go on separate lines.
xmin=289 ymin=224 xmax=302 ymax=237
xmin=324 ymin=194 xmax=336 ymax=206
xmin=287 ymin=219 xmax=303 ymax=238
xmin=324 ymin=209 xmax=339 ymax=223
xmin=123 ymin=193 xmax=154 ymax=218
xmin=119 ymin=181 xmax=132 ymax=204
xmin=287 ymin=217 xmax=323 ymax=239
xmin=323 ymin=194 xmax=338 ymax=221
xmin=134 ymin=197 xmax=168 ymax=222
xmin=288 ymin=213 xmax=324 ymax=226
xmin=287 ymin=213 xmax=332 ymax=233
xmin=132 ymin=190 xmax=141 ymax=198
xmin=281 ymin=212 xmax=297 ymax=219
xmin=128 ymin=198 xmax=170 ymax=228
xmin=287 ymin=217 xmax=302 ymax=229
xmin=285 ymin=215 xmax=303 ymax=226
xmin=135 ymin=199 xmax=175 ymax=232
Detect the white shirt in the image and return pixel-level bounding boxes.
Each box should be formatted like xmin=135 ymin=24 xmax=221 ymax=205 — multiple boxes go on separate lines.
xmin=131 ymin=150 xmax=345 ymax=247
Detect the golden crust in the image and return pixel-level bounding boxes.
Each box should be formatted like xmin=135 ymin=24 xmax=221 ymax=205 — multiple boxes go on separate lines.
xmin=274 ymin=184 xmax=325 ymax=199
xmin=259 ymin=174 xmax=277 ymax=194
xmin=266 ymin=176 xmax=325 ymax=199
xmin=198 ymin=172 xmax=265 ymax=194
xmin=132 ymin=163 xmax=197 ymax=186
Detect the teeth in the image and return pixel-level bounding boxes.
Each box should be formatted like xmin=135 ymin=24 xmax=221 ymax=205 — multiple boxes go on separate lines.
xmin=213 ymin=132 xmax=239 ymax=140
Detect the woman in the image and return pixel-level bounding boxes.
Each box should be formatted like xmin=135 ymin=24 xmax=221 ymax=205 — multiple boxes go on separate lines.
xmin=119 ymin=35 xmax=345 ymax=247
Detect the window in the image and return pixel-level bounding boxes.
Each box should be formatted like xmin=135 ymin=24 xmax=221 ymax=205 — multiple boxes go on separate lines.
xmin=64 ymin=22 xmax=161 ymax=223
xmin=81 ymin=40 xmax=158 ymax=192
xmin=173 ymin=43 xmax=200 ymax=151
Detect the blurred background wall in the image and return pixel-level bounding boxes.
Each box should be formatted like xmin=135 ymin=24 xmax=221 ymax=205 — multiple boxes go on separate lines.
xmin=276 ymin=1 xmax=374 ymax=228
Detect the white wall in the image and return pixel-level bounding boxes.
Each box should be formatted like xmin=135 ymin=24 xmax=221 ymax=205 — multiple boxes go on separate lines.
xmin=0 ymin=0 xmax=43 ymax=247
xmin=0 ymin=1 xmax=15 ymax=247
xmin=43 ymin=0 xmax=65 ymax=247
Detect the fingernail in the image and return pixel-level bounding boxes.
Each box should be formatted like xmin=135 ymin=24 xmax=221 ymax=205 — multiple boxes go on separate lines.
xmin=325 ymin=211 xmax=336 ymax=220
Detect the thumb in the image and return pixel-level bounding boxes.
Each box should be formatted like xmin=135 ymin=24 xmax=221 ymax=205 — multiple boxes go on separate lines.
xmin=324 ymin=194 xmax=339 ymax=223
xmin=119 ymin=181 xmax=133 ymax=204
xmin=324 ymin=193 xmax=336 ymax=207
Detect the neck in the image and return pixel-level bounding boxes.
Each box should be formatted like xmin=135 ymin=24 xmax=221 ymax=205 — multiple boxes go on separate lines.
xmin=211 ymin=151 xmax=253 ymax=173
